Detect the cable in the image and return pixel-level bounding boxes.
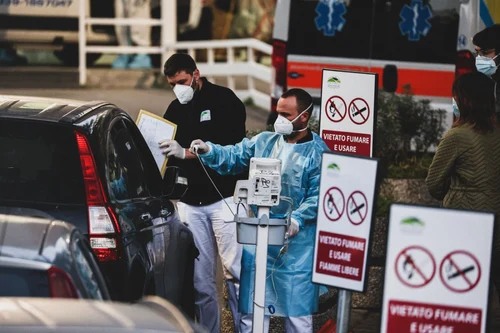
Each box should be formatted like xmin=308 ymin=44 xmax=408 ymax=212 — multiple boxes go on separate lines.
xmin=253 ymin=301 xmax=265 ymax=309
xmin=193 ymin=146 xmax=293 ymax=223
xmin=264 ymin=239 xmax=292 ymax=315
xmin=193 ymin=148 xmax=238 ymax=216
xmin=236 ymin=201 xmax=247 ymax=217
xmin=249 ymin=250 xmax=290 ymax=315
xmin=193 ymin=145 xmax=292 ymax=313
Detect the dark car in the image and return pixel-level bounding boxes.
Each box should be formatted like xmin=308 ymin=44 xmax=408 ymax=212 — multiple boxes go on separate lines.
xmin=0 ymin=96 xmax=198 ymax=318
xmin=0 ymin=208 xmax=111 ymax=300
xmin=0 ymin=296 xmax=209 ymax=333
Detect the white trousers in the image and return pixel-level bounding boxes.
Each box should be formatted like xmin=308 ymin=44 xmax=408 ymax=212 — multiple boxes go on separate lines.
xmin=240 ymin=314 xmax=313 ymax=333
xmin=176 ymin=198 xmax=244 ymax=333
xmin=114 ymin=0 xmax=151 ymax=46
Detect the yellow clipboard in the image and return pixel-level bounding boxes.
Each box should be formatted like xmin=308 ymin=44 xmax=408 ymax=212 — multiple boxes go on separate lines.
xmin=136 ymin=109 xmax=178 ymax=177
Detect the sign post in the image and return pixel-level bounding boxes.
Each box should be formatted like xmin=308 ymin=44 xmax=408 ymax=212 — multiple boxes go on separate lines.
xmin=381 ymin=204 xmax=494 ymax=333
xmin=312 ymin=152 xmax=379 ymax=332
xmin=318 ymin=68 xmax=378 ymax=333
xmin=319 ymin=69 xmax=378 ymax=157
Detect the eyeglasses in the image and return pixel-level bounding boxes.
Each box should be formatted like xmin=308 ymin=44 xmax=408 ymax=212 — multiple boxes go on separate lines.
xmin=473 ymin=48 xmax=496 ymax=57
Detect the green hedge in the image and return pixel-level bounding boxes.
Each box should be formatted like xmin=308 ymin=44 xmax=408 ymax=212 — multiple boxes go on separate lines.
xmin=375 ymin=86 xmax=445 ymax=178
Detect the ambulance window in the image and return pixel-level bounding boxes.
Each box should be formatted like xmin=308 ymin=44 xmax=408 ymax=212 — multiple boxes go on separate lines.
xmin=287 ymin=0 xmax=459 ymax=64
xmin=288 ymin=0 xmax=375 ymax=59
xmin=371 ymin=0 xmax=459 ymax=64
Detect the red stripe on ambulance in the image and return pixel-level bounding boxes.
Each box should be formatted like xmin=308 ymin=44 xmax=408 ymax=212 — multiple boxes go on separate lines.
xmin=287 ymin=61 xmax=455 ymax=98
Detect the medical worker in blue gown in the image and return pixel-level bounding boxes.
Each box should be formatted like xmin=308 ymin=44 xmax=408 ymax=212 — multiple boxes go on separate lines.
xmin=189 ymin=88 xmax=329 ymax=333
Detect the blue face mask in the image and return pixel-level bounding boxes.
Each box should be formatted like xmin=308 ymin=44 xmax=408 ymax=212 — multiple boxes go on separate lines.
xmin=452 ymin=98 xmax=460 ymax=118
xmin=476 ymin=55 xmax=499 ymax=76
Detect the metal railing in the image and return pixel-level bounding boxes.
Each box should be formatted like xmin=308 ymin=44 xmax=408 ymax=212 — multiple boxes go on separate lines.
xmin=167 ymin=38 xmax=272 ymax=110
xmin=78 ymin=0 xmax=177 ymax=85
xmin=78 ymin=0 xmax=272 ymax=111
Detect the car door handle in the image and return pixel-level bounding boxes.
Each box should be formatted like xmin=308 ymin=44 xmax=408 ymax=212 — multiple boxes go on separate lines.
xmin=140 ymin=213 xmax=152 ymax=221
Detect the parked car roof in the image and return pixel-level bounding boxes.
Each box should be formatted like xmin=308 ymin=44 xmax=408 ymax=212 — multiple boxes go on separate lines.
xmin=0 ymin=296 xmax=206 ymax=333
xmin=0 ymin=208 xmax=112 ymax=300
xmin=0 ymin=95 xmax=111 ymax=123
xmin=0 ymin=211 xmax=74 ymax=262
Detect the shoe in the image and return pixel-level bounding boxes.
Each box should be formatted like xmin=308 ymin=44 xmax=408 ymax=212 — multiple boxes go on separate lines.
xmin=112 ymin=54 xmax=131 ymax=69
xmin=128 ymin=54 xmax=152 ymax=69
xmin=0 ymin=48 xmax=28 ymax=66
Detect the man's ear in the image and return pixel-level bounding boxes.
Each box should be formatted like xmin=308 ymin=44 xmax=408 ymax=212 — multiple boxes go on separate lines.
xmin=303 ymin=111 xmax=312 ymax=123
xmin=193 ymin=69 xmax=201 ymax=82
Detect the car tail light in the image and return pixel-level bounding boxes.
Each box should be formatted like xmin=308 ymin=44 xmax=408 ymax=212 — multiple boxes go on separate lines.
xmin=455 ymin=50 xmax=476 ymax=78
xmin=75 ymin=131 xmax=122 ymax=262
xmin=271 ymin=39 xmax=287 ymax=113
xmin=48 ymin=266 xmax=78 ymax=298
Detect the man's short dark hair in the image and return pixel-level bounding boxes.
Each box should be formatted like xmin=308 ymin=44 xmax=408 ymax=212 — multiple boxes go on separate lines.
xmin=281 ymin=88 xmax=313 ymax=113
xmin=163 ymin=53 xmax=197 ymax=77
xmin=473 ymin=24 xmax=500 ymax=52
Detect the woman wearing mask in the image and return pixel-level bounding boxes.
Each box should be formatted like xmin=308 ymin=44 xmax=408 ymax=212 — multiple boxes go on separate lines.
xmin=427 ymin=72 xmax=500 ymax=211
xmin=426 ymin=71 xmax=500 ymax=314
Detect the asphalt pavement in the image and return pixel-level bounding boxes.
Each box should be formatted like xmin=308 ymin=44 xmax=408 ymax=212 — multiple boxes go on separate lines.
xmin=0 ymin=88 xmax=269 ymax=131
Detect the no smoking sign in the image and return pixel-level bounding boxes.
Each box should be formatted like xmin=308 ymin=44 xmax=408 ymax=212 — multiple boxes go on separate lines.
xmin=381 ymin=204 xmax=495 ymax=333
xmin=323 ymin=187 xmax=345 ymax=221
xmin=347 ymin=191 xmax=368 ymax=225
xmin=395 ymin=246 xmax=436 ymax=288
xmin=325 ymin=96 xmax=347 ymax=123
xmin=440 ymin=250 xmax=481 ymax=293
xmin=349 ymin=98 xmax=370 ymax=125
xmin=314 ymin=151 xmax=378 ymax=292
xmin=322 ymin=189 xmax=368 ymax=225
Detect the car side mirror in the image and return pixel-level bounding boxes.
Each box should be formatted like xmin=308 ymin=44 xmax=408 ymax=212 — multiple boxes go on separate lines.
xmin=162 ymin=166 xmax=188 ymax=200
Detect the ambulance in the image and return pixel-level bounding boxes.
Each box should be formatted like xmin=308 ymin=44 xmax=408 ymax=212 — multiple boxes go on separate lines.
xmin=269 ymin=0 xmax=500 ymax=124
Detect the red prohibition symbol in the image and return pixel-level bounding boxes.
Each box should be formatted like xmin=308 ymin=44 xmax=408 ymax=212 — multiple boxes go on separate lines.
xmin=325 ymin=96 xmax=347 ymax=123
xmin=346 ymin=191 xmax=368 ymax=225
xmin=323 ymin=187 xmax=345 ymax=222
xmin=348 ymin=98 xmax=370 ymax=125
xmin=439 ymin=250 xmax=481 ymax=293
xmin=395 ymin=245 xmax=436 ymax=289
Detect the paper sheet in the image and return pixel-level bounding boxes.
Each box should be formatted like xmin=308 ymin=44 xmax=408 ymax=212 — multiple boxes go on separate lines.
xmin=136 ymin=109 xmax=177 ymax=177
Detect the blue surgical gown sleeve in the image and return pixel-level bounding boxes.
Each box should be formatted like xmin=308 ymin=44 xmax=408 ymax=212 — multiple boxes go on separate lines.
xmin=290 ymin=153 xmax=322 ymax=228
xmin=199 ymin=135 xmax=258 ymax=175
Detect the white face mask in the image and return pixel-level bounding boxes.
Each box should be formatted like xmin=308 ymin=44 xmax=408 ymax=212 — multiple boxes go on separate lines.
xmin=273 ymin=103 xmax=312 ymax=135
xmin=476 ymin=54 xmax=499 ymax=76
xmin=173 ymin=77 xmax=195 ymax=104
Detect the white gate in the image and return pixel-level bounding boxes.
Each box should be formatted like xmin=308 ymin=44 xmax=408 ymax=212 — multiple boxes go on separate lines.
xmin=78 ymin=0 xmax=272 ymax=110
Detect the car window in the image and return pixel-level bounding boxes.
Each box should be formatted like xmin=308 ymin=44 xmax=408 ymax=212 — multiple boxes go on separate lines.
xmin=107 ymin=119 xmax=150 ymax=201
xmin=0 ymin=267 xmax=50 ymax=297
xmin=72 ymin=237 xmax=105 ymax=300
xmin=122 ymin=118 xmax=163 ymax=197
xmin=0 ymin=119 xmax=85 ymax=204
xmin=288 ymin=0 xmax=459 ymax=64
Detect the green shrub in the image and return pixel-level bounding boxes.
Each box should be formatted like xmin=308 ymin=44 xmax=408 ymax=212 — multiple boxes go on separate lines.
xmin=243 ymin=97 xmax=256 ymax=107
xmin=308 ymin=116 xmax=320 ymax=134
xmin=375 ymin=86 xmax=446 ymax=166
xmin=387 ymin=153 xmax=434 ymax=179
